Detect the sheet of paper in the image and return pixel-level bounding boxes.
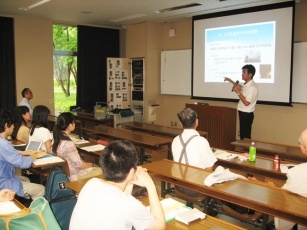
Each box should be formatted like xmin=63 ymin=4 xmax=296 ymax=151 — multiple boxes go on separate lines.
xmin=280 ymin=164 xmax=297 ymax=174
xmin=0 ymin=201 xmax=21 ymax=215
xmin=33 ymin=156 xmax=64 ymax=166
xmin=70 ymin=137 xmax=89 ymax=145
xmin=175 ymin=208 xmax=206 ymax=225
xmin=214 ymin=150 xmax=238 ymax=160
xmin=80 ymin=144 xmax=105 ymax=152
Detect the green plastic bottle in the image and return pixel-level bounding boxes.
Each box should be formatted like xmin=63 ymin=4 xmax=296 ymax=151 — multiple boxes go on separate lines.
xmin=249 ymin=142 xmax=256 ymax=162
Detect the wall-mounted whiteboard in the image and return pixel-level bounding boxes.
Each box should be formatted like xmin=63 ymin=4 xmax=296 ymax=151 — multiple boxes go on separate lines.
xmin=161 ymin=49 xmax=191 ymax=96
xmin=292 ymin=42 xmax=307 ymax=103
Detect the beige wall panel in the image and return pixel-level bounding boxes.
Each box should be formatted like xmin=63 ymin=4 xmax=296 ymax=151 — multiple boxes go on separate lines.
xmin=14 ymin=16 xmax=54 ymax=114
xmin=126 ymin=23 xmax=147 ymax=58
xmin=294 ymin=2 xmax=307 ymax=42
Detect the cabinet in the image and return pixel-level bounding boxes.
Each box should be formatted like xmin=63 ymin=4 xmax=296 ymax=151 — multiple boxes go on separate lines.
xmin=186 ymin=103 xmax=236 ymax=150
xmin=107 ymin=58 xmax=131 ymax=111
xmin=131 ymin=58 xmax=145 ymax=121
xmin=107 ymin=57 xmax=145 ymax=121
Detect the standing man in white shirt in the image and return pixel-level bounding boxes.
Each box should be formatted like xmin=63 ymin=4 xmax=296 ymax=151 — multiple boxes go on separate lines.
xmin=224 ymin=64 xmax=259 ymax=140
xmin=19 ymin=88 xmax=33 ymax=115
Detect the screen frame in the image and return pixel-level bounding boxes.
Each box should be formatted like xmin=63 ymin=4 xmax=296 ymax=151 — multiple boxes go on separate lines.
xmin=191 ymin=1 xmax=295 ymax=106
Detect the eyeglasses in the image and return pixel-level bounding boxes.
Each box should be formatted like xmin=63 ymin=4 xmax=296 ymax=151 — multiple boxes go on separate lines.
xmin=298 ymin=139 xmax=306 ymax=149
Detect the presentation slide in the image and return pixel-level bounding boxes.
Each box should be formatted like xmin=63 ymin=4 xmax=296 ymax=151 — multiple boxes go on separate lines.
xmin=192 ymin=1 xmax=294 ymax=105
xmin=205 ymin=22 xmax=275 ymax=83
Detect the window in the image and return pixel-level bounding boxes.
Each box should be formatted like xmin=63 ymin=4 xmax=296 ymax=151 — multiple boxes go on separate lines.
xmin=53 ymin=25 xmax=77 ymax=114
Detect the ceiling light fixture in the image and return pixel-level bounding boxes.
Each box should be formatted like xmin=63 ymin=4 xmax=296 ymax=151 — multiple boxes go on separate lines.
xmin=110 ymin=14 xmax=147 ymax=22
xmin=156 ymin=3 xmax=202 ymax=13
xmin=19 ymin=0 xmax=52 ymax=11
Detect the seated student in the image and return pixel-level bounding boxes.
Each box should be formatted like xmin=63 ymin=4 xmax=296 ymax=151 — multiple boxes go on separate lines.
xmin=172 ymin=108 xmax=217 ymax=196
xmin=29 ymin=105 xmax=52 ymax=153
xmin=52 ymin=112 xmax=101 ymax=181
xmin=69 ymin=140 xmax=165 ymax=230
xmin=0 ymin=109 xmax=45 ymax=200
xmin=11 ymin=106 xmax=31 ymax=144
xmin=274 ymin=129 xmax=307 ymax=230
xmin=0 ymin=189 xmax=15 ymax=202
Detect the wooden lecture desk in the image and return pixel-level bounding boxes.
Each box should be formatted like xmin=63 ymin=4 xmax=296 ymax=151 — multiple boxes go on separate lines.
xmin=65 ymin=176 xmax=246 ymax=230
xmin=117 ymin=121 xmax=208 ymax=139
xmin=70 ymin=111 xmax=113 ymax=128
xmin=231 ymin=139 xmax=307 ymax=163
xmin=81 ymin=125 xmax=172 ymax=164
xmin=30 ymin=156 xmax=68 ymax=184
xmin=213 ymin=148 xmax=289 ymax=183
xmin=142 ymin=159 xmax=307 ymax=227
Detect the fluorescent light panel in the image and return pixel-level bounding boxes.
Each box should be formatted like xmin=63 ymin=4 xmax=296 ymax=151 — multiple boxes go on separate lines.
xmin=110 ymin=14 xmax=147 ymax=22
xmin=19 ymin=0 xmax=51 ymax=11
xmin=157 ymin=3 xmax=202 ymax=13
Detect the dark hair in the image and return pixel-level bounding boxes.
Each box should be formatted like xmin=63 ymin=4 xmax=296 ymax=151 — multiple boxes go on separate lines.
xmin=21 ymin=88 xmax=31 ymax=97
xmin=242 ymin=64 xmax=256 ymax=78
xmin=0 ymin=109 xmax=15 ymax=133
xmin=177 ymin=108 xmax=198 ymax=129
xmin=30 ymin=105 xmax=50 ymax=136
xmin=11 ymin=106 xmax=30 ymax=140
xmin=52 ymin=112 xmax=75 ymax=154
xmin=99 ymin=140 xmax=138 ymax=183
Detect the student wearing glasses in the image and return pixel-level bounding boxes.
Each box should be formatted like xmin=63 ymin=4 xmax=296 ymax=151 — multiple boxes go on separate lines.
xmin=0 ymin=109 xmax=45 ymax=200
xmin=19 ymin=88 xmax=33 ymax=115
xmin=52 ymin=112 xmax=101 ymax=181
xmin=171 ymin=108 xmax=217 ymax=197
xmin=274 ymin=129 xmax=307 ymax=230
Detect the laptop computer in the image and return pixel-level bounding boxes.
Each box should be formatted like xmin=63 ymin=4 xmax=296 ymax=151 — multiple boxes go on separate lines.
xmin=25 ymin=141 xmax=43 ymax=151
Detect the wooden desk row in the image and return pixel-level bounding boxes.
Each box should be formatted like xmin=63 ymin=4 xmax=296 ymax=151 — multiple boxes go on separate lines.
xmin=142 ymin=159 xmax=307 ymax=227
xmin=65 ymin=176 xmax=246 ymax=230
xmin=231 ymin=139 xmax=307 ymax=163
xmin=78 ymin=125 xmax=172 ymax=164
xmin=214 ymin=149 xmax=288 ymax=183
xmin=118 ymin=121 xmax=208 ymax=140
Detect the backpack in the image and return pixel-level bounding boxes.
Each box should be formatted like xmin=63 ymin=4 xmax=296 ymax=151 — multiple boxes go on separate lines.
xmin=44 ymin=166 xmax=77 ymax=230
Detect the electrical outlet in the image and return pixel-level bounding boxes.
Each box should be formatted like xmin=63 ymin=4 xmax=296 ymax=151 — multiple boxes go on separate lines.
xmin=170 ymin=121 xmax=173 ymax=126
xmin=174 ymin=122 xmax=177 ymax=127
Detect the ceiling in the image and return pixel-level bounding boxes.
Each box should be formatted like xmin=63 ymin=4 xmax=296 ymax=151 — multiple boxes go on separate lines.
xmin=0 ymin=0 xmax=297 ymax=29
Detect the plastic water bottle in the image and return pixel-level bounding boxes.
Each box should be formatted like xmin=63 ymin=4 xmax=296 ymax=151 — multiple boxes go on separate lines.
xmin=249 ymin=142 xmax=256 ymax=162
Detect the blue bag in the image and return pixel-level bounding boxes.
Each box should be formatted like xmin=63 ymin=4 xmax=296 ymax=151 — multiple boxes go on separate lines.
xmin=44 ymin=167 xmax=77 ymax=230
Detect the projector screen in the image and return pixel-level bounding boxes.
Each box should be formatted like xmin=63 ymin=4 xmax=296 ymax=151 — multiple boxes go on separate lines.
xmin=192 ymin=1 xmax=294 ymax=106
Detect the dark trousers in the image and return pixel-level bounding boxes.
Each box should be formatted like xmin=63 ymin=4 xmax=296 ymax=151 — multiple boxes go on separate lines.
xmin=238 ymin=111 xmax=254 ymax=140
